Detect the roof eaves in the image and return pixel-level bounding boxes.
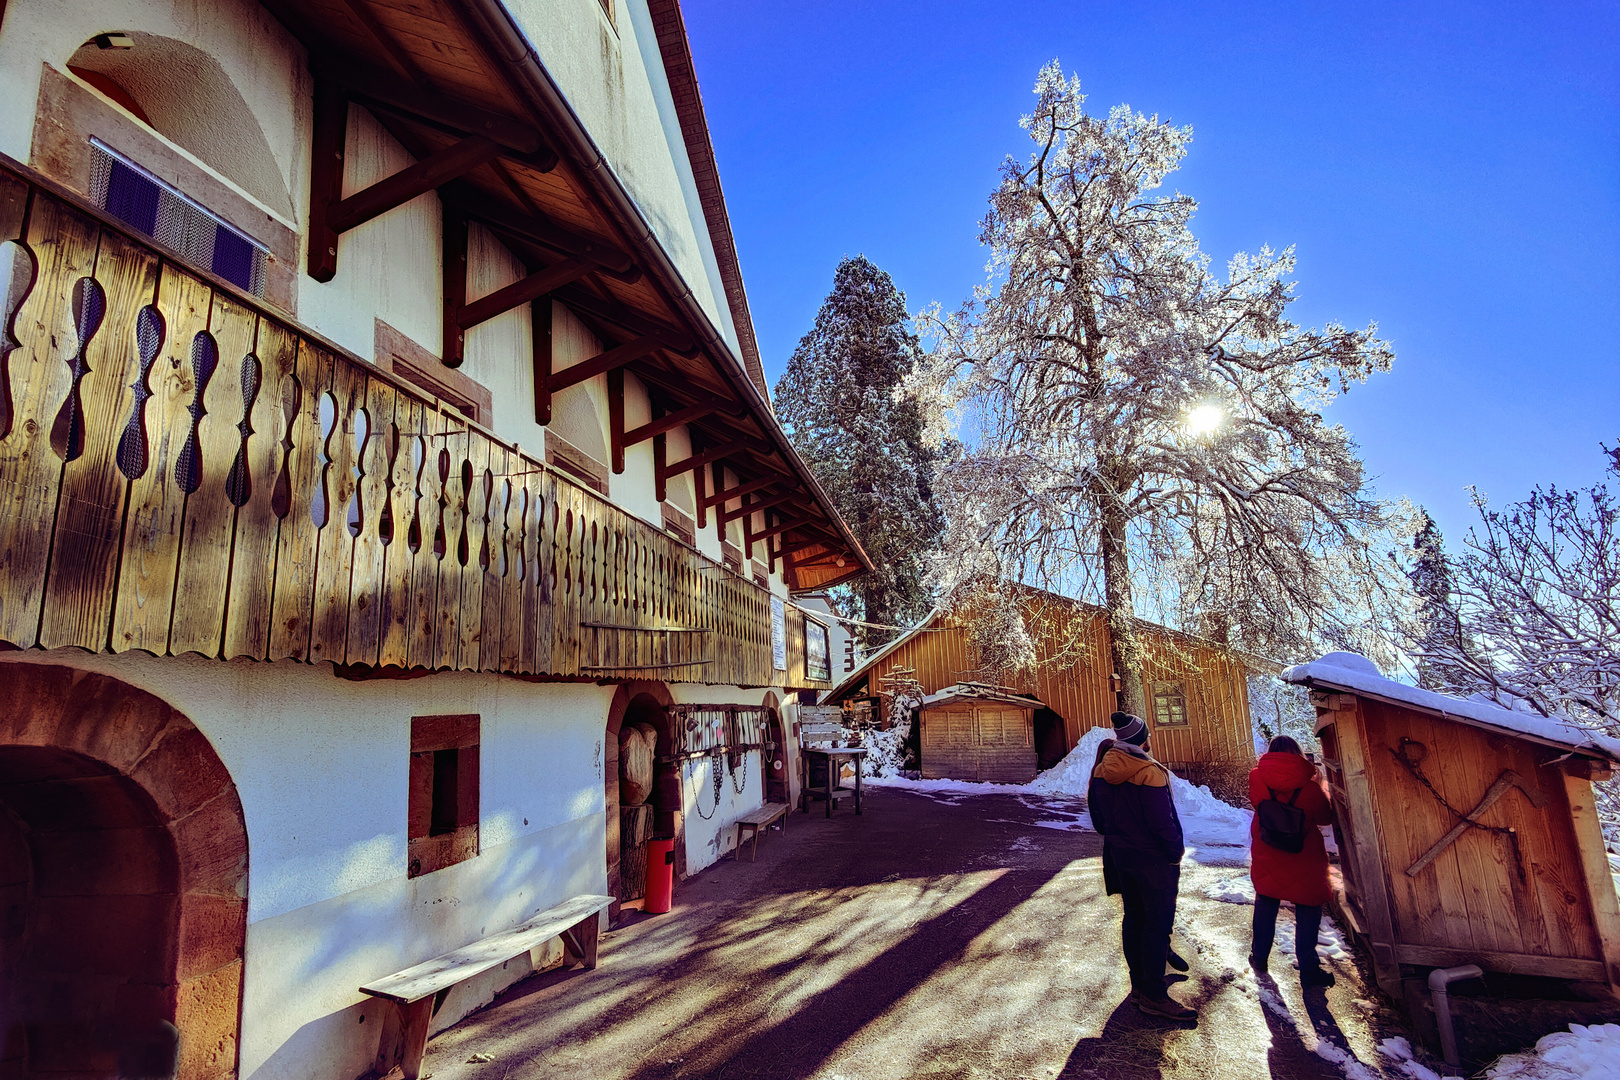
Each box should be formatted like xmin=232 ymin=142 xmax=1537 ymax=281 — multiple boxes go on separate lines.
xmin=643 ymin=0 xmax=768 ymax=400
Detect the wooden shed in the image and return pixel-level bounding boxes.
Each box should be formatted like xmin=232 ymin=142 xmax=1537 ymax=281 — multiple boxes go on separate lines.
xmin=917 ymin=684 xmax=1043 ymax=784
xmin=824 ymin=587 xmax=1256 ymax=771
xmin=1285 ymin=653 xmax=1620 ymax=998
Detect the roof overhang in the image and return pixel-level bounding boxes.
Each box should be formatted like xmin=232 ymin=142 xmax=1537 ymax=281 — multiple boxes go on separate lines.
xmin=256 ymin=0 xmax=870 ymax=587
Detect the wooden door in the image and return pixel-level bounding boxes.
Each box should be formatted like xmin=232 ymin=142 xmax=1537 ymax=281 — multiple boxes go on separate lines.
xmin=764 ymin=710 xmax=789 ymax=803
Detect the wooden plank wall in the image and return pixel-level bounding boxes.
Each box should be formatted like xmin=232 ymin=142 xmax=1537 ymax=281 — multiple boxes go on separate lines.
xmin=919 ymin=703 xmax=1037 ymax=783
xmin=0 ymin=172 xmax=826 ymax=691
xmin=855 ymin=595 xmax=1255 ymax=767
xmin=1356 ymin=699 xmax=1603 ymax=966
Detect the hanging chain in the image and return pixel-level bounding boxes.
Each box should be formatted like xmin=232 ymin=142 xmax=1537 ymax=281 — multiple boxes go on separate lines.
xmin=686 ymin=753 xmax=719 ymax=821
xmin=729 ymin=747 xmax=749 ymax=794
xmin=1388 ymin=737 xmax=1526 ymax=880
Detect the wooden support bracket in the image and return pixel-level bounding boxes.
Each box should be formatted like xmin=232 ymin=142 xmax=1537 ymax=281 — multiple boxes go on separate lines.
xmin=329 ymin=135 xmax=503 ymax=234
xmin=701 ymin=473 xmax=786 ymax=510
xmin=308 ymin=78 xmax=349 ymax=282
xmin=748 ymin=516 xmax=818 ymax=545
xmin=721 ymin=491 xmax=795 ymax=525
xmin=659 ymin=441 xmax=747 ymax=487
xmin=608 ymin=367 xmax=626 ymax=473
xmin=443 ymin=205 xmax=469 ymax=368
xmin=457 ymin=255 xmax=593 ymax=330
xmin=449 ymin=186 xmax=637 ymax=276
xmin=623 ymin=399 xmax=730 ymax=448
xmin=547 ymin=336 xmax=662 ymax=394
xmin=533 ymin=295 xmax=553 ymax=425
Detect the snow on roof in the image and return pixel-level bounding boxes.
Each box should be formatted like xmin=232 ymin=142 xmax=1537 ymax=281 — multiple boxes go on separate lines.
xmin=920 ymin=683 xmax=1045 ymax=711
xmin=1282 ymin=652 xmax=1620 ymax=762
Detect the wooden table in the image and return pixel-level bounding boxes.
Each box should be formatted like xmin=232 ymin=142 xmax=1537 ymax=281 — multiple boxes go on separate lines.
xmin=800 ymin=747 xmax=867 ymax=818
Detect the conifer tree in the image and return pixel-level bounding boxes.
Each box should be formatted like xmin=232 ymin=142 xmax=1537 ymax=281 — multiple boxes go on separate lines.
xmin=775 ymin=256 xmax=944 ymax=648
xmin=1407 ymin=509 xmax=1468 ymax=691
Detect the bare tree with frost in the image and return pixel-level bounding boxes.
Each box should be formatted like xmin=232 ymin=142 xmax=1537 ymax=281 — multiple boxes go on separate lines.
xmin=915 ymin=62 xmax=1401 ymax=715
xmin=1407 ymin=446 xmax=1620 ymax=735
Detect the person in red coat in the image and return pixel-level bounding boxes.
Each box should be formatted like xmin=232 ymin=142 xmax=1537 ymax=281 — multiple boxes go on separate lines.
xmin=1248 ymin=735 xmax=1336 ymax=986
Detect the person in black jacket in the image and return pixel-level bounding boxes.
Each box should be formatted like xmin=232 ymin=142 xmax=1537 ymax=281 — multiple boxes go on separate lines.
xmin=1088 ymin=711 xmax=1196 ymax=1020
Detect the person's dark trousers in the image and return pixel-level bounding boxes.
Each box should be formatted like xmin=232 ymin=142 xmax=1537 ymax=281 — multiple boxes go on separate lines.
xmin=1252 ymin=893 xmax=1323 ymax=971
xmin=1119 ymin=871 xmax=1179 ymax=998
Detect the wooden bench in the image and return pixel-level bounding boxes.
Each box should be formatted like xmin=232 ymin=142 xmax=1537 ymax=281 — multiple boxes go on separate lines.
xmin=360 ymin=893 xmax=613 ymax=1079
xmin=731 ymin=801 xmax=790 ymax=861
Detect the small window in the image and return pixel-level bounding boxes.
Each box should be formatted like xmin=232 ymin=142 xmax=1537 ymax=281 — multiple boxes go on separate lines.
xmin=721 ymin=542 xmax=743 ymax=575
xmin=661 ymin=504 xmax=695 ymax=547
xmin=408 ymin=714 xmax=479 ymax=877
xmin=89 ymin=139 xmax=268 ymax=295
xmin=804 ymin=616 xmax=831 ymax=682
xmin=1151 ymin=681 xmax=1189 ymax=727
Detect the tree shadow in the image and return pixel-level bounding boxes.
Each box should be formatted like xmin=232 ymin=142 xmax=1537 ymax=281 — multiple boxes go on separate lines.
xmin=1056 ymin=998 xmax=1181 ymax=1079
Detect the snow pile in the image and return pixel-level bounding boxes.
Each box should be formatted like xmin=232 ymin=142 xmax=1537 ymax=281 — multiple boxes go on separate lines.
xmin=867 ymin=721 xmax=1254 ymax=865
xmin=1378 ymin=1037 xmax=1463 ymax=1080
xmin=1026 ymin=725 xmax=1112 ymax=797
xmin=1483 ymin=1023 xmax=1620 ymax=1079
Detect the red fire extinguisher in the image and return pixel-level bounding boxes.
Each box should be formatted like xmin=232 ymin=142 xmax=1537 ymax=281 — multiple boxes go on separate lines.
xmin=645 ymin=839 xmax=676 ymax=913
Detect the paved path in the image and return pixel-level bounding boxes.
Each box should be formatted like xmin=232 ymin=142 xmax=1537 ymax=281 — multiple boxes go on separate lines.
xmin=421 ymin=787 xmax=1408 ymax=1080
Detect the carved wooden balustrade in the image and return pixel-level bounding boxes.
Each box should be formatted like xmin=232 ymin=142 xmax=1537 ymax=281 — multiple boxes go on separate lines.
xmin=0 ymin=163 xmax=824 ymax=689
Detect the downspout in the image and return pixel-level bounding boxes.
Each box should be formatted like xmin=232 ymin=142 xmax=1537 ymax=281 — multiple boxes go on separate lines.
xmin=1428 ymin=963 xmax=1482 ymax=1069
xmin=452 ymin=0 xmax=870 ymax=574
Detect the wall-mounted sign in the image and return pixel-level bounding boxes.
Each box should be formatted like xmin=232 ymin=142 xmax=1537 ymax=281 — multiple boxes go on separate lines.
xmin=771 ymin=596 xmax=787 ymax=671
xmin=804 ymin=616 xmax=831 ymax=682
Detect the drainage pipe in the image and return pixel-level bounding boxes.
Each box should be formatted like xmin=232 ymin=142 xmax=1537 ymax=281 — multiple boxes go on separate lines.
xmin=1428 ymin=963 xmax=1482 ymax=1068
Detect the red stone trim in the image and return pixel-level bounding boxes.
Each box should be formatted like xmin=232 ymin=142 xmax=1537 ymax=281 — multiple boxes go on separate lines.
xmin=0 ymin=663 xmax=247 ymax=1080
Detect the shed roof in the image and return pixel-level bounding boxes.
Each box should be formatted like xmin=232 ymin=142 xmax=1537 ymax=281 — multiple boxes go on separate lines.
xmin=920 ymin=683 xmax=1045 ymax=711
xmin=1283 ymin=652 xmax=1620 ymax=763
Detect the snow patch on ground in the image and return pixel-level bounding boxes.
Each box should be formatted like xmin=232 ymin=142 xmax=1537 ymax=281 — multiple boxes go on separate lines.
xmin=1482 ymin=1023 xmax=1620 ymax=1079
xmin=867 ymin=723 xmax=1254 ymax=865
xmin=1378 ymin=1037 xmax=1464 ymax=1080
xmin=1204 ymin=875 xmax=1256 ymax=905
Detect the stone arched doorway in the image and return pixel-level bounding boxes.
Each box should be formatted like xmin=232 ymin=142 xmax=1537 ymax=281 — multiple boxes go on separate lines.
xmin=604 ymin=682 xmax=673 ymax=921
xmin=0 ymin=663 xmax=248 ymax=1080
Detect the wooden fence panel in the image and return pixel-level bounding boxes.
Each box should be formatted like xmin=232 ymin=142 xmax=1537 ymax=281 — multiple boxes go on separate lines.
xmin=223 ymin=318 xmax=298 ymax=660
xmin=267 ymin=339 xmax=334 ymax=662
xmin=406 ymin=413 xmax=445 ymax=671
xmin=39 ymin=226 xmax=158 ymax=651
xmin=0 ymin=196 xmax=94 ymax=646
xmin=457 ymin=432 xmax=490 ymax=671
xmin=308 ymin=358 xmax=365 ymax=665
xmin=168 ymin=291 xmax=257 ymax=656
xmin=346 ymin=376 xmax=396 ymax=667
xmin=378 ymin=394 xmax=424 ymax=669
xmin=111 ymin=264 xmax=210 ymax=655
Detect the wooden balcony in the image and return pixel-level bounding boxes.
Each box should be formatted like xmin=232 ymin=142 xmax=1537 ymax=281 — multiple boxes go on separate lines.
xmin=0 ymin=162 xmax=828 ymax=690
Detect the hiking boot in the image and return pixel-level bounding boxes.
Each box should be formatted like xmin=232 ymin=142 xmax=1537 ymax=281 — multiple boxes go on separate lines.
xmin=1247 ymin=954 xmax=1268 ymax=974
xmin=1133 ymin=992 xmax=1197 ymax=1020
xmin=1300 ymin=966 xmax=1336 ymax=988
xmin=1167 ymin=948 xmax=1189 ymax=972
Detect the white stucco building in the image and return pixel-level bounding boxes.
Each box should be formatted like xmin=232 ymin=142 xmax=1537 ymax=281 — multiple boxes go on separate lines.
xmin=0 ymin=2 xmax=865 ymax=1077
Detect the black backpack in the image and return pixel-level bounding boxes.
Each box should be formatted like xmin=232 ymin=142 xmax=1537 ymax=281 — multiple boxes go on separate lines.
xmin=1257 ymin=786 xmax=1307 ymax=853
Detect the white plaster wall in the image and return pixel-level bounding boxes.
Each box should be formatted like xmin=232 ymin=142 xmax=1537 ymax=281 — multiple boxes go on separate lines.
xmin=298 ymin=105 xmax=442 ymax=365
xmin=609 ymin=371 xmax=660 ymax=523
xmin=667 ymin=684 xmax=786 ymax=873
xmin=0 ymin=649 xmax=614 ymax=1080
xmin=0 ymin=0 xmax=308 ymax=207
xmin=501 ymin=0 xmax=737 ymax=350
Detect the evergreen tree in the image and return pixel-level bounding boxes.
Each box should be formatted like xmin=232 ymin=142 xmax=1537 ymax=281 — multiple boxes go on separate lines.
xmin=775 ymin=257 xmax=944 ymax=648
xmin=1407 ymin=509 xmax=1466 ymax=691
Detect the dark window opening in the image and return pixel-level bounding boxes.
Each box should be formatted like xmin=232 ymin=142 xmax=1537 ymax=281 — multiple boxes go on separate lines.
xmin=1151 ymin=681 xmax=1189 ymax=727
xmin=89 ymin=140 xmax=268 ymax=295
xmin=430 ymin=747 xmax=460 ymax=836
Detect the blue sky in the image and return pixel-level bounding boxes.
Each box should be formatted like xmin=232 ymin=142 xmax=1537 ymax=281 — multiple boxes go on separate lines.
xmin=683 ymin=0 xmax=1619 ymax=550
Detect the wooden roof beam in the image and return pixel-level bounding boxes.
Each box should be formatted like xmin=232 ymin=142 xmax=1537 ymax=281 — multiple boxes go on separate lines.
xmin=748 ymin=516 xmax=821 ymax=545
xmin=623 ymin=398 xmax=735 ymax=448
xmin=448 ymin=186 xmax=636 ymax=276
xmin=315 ymin=59 xmax=552 ymax=159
